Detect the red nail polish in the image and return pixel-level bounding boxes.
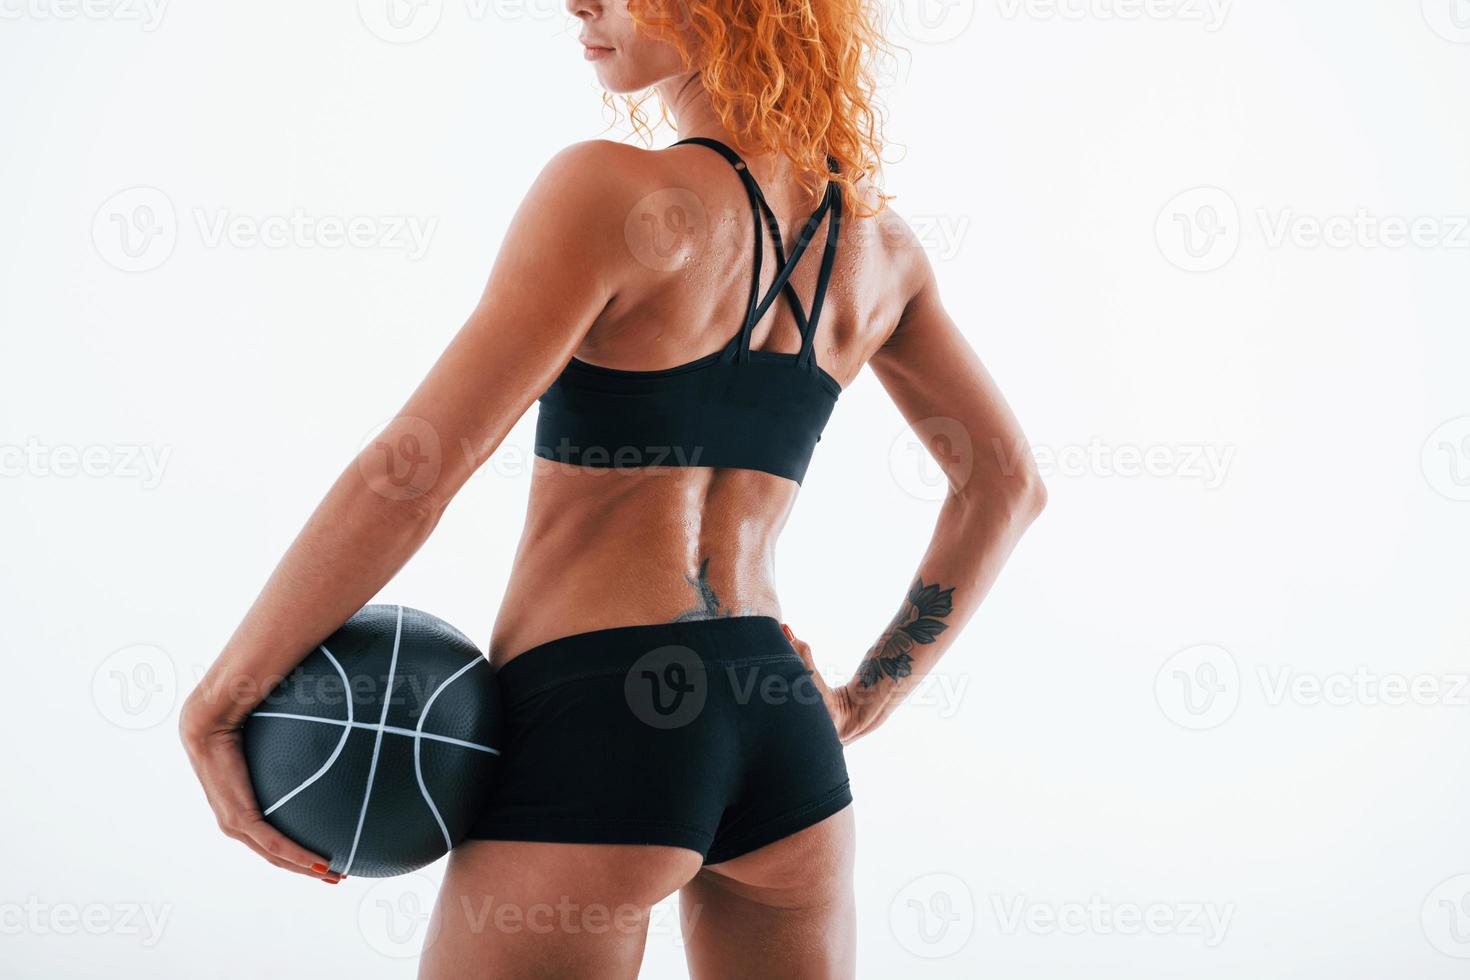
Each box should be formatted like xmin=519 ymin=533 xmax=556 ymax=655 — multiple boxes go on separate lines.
xmin=781 ymin=623 xmax=795 ymax=642
xmin=311 ymin=863 xmax=328 ymax=873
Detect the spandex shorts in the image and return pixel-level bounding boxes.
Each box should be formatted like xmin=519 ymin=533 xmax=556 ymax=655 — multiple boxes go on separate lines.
xmin=467 ymin=615 xmax=852 ymax=865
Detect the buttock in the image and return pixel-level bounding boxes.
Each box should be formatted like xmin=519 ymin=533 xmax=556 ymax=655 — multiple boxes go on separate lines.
xmin=466 ymin=616 xmax=852 ymax=865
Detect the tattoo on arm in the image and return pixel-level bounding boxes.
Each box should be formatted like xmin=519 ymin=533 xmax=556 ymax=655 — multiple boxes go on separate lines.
xmin=856 ymin=577 xmax=955 ymax=688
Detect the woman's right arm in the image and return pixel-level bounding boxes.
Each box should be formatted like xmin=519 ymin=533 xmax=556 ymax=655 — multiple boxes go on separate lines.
xmin=178 ymin=140 xmax=640 ymax=878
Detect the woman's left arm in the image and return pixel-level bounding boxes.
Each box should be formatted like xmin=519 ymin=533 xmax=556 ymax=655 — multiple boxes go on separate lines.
xmin=179 ymin=142 xmax=634 ymax=877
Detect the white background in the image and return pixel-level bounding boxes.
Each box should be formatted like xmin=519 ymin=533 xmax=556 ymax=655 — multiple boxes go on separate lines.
xmin=3 ymin=0 xmax=1470 ymax=976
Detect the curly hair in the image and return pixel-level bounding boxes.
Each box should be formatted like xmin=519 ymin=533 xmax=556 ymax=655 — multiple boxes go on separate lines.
xmin=605 ymin=0 xmax=893 ymax=218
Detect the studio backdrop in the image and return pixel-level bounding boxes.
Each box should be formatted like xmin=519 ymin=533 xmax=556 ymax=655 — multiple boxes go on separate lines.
xmin=3 ymin=1 xmax=1468 ymax=977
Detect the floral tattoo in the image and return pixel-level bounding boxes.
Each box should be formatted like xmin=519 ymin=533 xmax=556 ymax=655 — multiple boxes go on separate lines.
xmin=856 ymin=577 xmax=955 ymax=688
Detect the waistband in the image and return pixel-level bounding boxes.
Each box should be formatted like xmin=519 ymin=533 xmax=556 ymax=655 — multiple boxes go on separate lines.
xmin=495 ymin=615 xmax=799 ymax=703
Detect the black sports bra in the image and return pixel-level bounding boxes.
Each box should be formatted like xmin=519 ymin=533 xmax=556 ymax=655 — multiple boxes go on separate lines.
xmin=533 ymin=136 xmax=843 ymax=485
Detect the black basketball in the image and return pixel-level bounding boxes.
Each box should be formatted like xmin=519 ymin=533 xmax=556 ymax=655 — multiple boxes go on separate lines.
xmin=243 ymin=605 xmax=501 ymax=878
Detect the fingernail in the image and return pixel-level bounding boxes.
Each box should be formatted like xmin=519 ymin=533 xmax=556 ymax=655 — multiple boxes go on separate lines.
xmin=311 ymin=863 xmax=328 ymax=873
xmin=781 ymin=623 xmax=795 ymax=642
xmin=322 ymin=877 xmax=339 ymax=885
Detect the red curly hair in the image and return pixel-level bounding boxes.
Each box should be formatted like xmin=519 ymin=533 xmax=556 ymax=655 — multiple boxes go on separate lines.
xmin=607 ymin=0 xmax=892 ymax=218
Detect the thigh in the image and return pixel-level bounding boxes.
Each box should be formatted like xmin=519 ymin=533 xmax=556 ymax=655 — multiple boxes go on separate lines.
xmin=420 ymin=838 xmax=704 ymax=980
xmin=680 ymin=805 xmax=856 ymax=980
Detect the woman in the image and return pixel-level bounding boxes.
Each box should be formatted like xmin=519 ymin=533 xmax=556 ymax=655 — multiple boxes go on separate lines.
xmin=180 ymin=0 xmax=1046 ymax=974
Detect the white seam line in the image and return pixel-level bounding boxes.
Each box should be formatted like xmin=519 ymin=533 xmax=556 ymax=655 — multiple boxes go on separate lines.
xmin=341 ymin=605 xmax=402 ymax=876
xmin=414 ymin=657 xmax=487 ymax=851
xmin=261 ymin=646 xmax=355 ymax=816
xmin=251 ymin=713 xmax=500 ymax=755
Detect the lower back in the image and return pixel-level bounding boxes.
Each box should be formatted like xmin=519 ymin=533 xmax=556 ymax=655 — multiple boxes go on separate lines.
xmin=488 ymin=462 xmax=799 ymax=666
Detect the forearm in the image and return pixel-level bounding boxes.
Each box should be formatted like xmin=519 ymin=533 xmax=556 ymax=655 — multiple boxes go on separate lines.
xmin=842 ymin=478 xmax=1044 ymax=737
xmin=185 ymin=463 xmax=445 ymax=727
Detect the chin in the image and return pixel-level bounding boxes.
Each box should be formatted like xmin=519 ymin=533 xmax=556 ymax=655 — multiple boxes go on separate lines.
xmin=597 ymin=64 xmax=660 ymax=95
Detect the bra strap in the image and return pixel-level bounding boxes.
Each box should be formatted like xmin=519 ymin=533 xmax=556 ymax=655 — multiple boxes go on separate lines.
xmin=673 ymin=137 xmax=765 ymax=348
xmin=673 ymin=137 xmax=842 ymax=369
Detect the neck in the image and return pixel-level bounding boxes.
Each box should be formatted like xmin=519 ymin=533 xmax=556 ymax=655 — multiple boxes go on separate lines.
xmin=656 ymin=70 xmax=752 ymax=150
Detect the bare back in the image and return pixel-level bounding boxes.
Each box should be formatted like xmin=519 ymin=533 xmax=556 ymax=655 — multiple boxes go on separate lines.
xmin=488 ymin=141 xmax=921 ymax=665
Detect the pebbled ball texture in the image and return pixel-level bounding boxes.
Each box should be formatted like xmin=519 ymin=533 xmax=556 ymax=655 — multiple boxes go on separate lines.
xmin=243 ymin=605 xmax=502 ymax=878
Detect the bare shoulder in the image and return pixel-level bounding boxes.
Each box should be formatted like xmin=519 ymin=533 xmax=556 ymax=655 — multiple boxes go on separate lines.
xmin=851 ymin=202 xmax=940 ymax=353
xmin=524 ymin=139 xmax=660 ymax=217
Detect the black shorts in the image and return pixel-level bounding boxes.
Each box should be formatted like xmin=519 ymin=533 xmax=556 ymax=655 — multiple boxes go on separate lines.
xmin=467 ymin=616 xmax=852 ymax=865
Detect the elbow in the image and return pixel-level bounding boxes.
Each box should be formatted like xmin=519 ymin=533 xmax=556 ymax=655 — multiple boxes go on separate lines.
xmin=1006 ymin=467 xmax=1047 ymax=527
xmin=955 ymin=464 xmax=1046 ymax=528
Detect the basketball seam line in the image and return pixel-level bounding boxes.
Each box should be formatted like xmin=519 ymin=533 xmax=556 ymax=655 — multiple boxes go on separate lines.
xmin=341 ymin=604 xmax=403 ymax=877
xmin=260 ymin=645 xmax=355 ymax=817
xmin=414 ymin=656 xmax=488 ymax=851
xmin=251 ymin=712 xmax=499 ymax=755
